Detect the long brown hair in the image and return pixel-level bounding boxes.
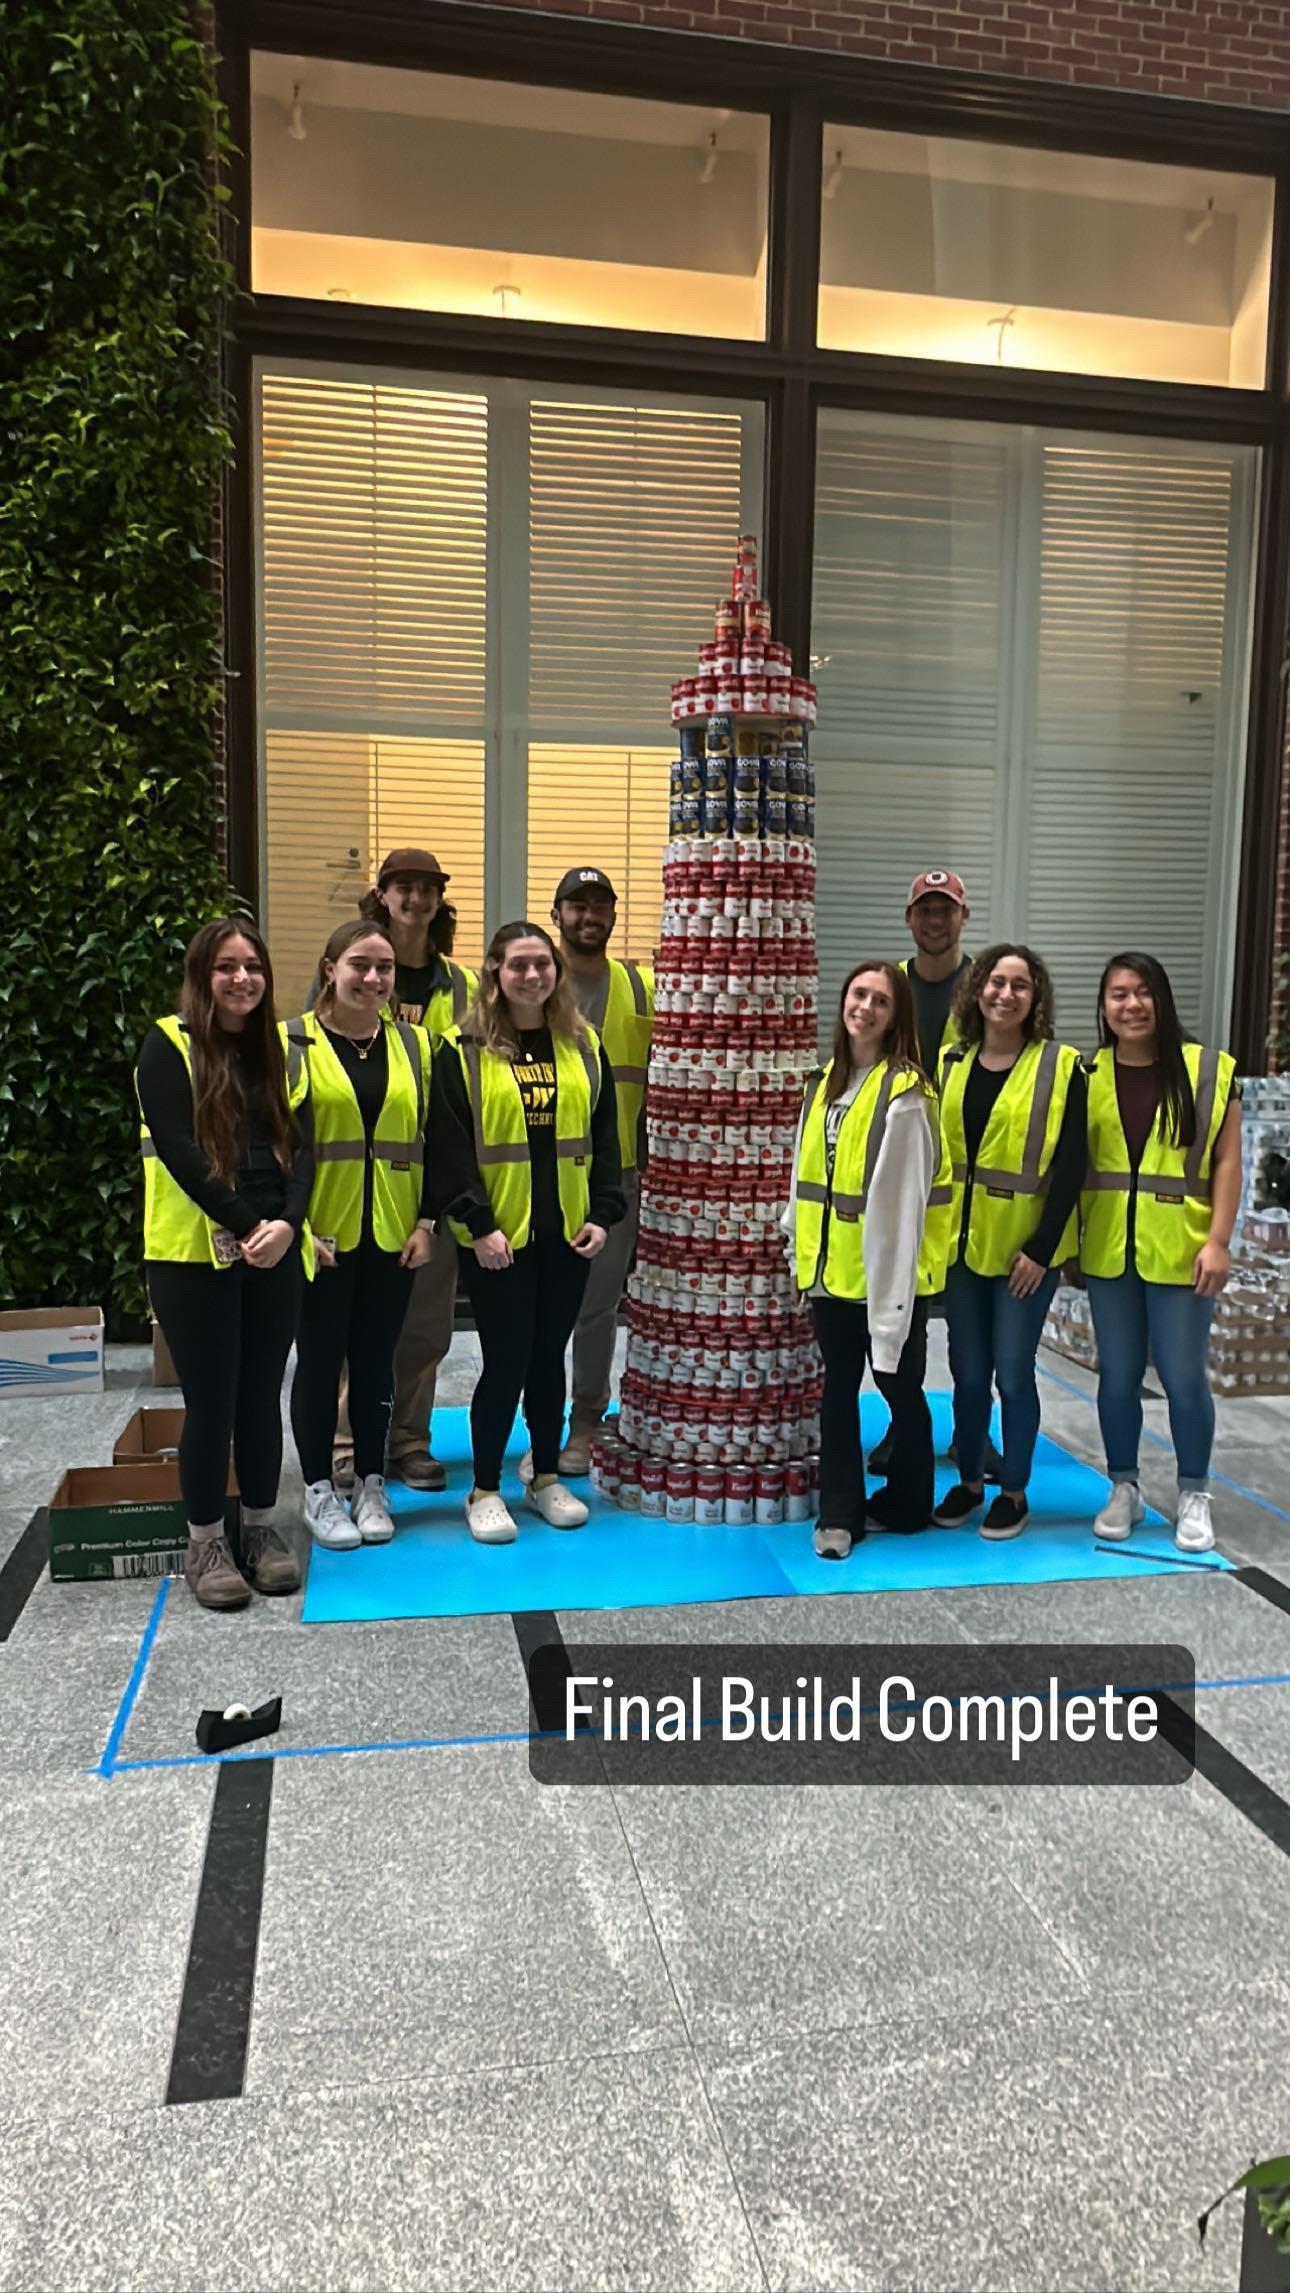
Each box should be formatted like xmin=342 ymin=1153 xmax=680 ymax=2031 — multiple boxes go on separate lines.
xmin=953 ymin=943 xmax=1055 ymax=1049
xmin=466 ymin=921 xmax=590 ymax=1059
xmin=826 ymin=961 xmax=925 ymax=1104
xmin=311 ymin=919 xmax=396 ymax=1025
xmin=179 ymin=920 xmax=295 ymax=1185
xmin=359 ymin=886 xmax=458 ymax=959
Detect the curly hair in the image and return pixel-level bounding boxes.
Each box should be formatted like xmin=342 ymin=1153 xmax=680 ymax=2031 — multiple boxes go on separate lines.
xmin=465 ymin=921 xmax=590 ymax=1059
xmin=359 ymin=885 xmax=458 ymax=958
xmin=952 ymin=944 xmax=1055 ymax=1050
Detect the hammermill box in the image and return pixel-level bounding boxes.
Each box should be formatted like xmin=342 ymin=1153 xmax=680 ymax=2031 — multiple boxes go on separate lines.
xmin=48 ymin=1462 xmax=239 ymax=1584
xmin=113 ymin=1406 xmax=187 ymax=1465
xmin=0 ymin=1308 xmax=105 ymax=1399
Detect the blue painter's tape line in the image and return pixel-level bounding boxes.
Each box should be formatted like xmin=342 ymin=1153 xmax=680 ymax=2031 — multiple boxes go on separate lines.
xmin=97 ymin=1579 xmax=170 ymax=1777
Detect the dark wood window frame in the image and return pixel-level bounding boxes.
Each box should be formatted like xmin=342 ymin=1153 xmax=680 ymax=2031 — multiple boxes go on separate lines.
xmin=216 ymin=0 xmax=1290 ymax=1068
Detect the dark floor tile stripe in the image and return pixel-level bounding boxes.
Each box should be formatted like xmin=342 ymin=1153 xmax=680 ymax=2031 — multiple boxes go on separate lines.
xmin=1242 ymin=2188 xmax=1290 ymax=2292
xmin=512 ymin=1610 xmax=593 ymax=1737
xmin=0 ymin=1508 xmax=49 ymax=1643
xmin=166 ymin=1759 xmax=274 ymax=2106
xmin=1236 ymin=1566 xmax=1290 ymax=1624
xmin=1157 ymin=1695 xmax=1290 ymax=1863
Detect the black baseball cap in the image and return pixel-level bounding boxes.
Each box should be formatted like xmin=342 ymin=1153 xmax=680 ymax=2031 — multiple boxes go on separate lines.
xmin=553 ymin=867 xmax=617 ymax=905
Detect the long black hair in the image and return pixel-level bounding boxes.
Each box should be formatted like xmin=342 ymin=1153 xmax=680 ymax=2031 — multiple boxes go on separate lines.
xmin=1096 ymin=950 xmax=1195 ymax=1150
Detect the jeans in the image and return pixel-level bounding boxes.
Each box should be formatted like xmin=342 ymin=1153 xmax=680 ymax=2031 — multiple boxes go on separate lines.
xmin=945 ymin=1260 xmax=1059 ymax=1495
xmin=1086 ymin=1270 xmax=1215 ymax=1491
xmin=811 ymin=1296 xmax=933 ymax=1534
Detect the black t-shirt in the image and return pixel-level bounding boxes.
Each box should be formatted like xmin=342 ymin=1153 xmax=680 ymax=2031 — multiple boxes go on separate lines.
xmin=393 ymin=958 xmax=451 ymax=1030
xmin=908 ymin=957 xmax=969 ymax=1079
xmin=513 ymin=1026 xmax=561 ymax=1237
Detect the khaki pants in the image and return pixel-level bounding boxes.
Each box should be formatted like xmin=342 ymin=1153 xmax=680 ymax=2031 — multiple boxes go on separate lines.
xmin=569 ymin=1169 xmax=640 ymax=1435
xmin=334 ymin=1228 xmax=459 ymax=1463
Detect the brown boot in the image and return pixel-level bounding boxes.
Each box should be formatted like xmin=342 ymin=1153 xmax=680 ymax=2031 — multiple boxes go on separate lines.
xmin=557 ymin=1427 xmax=596 ymax=1478
xmin=389 ymin=1449 xmax=447 ymax=1493
xmin=240 ymin=1513 xmax=302 ymax=1596
xmin=184 ymin=1531 xmax=252 ymax=1611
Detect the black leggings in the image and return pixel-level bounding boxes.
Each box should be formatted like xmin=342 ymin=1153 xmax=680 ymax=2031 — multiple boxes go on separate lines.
xmin=811 ymin=1295 xmax=933 ymax=1535
xmin=290 ymin=1239 xmax=413 ymax=1484
xmin=148 ymin=1256 xmax=304 ymax=1527
xmin=459 ymin=1231 xmax=590 ymax=1490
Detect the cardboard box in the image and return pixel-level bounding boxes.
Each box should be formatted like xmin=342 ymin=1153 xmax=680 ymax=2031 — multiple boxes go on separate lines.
xmin=49 ymin=1462 xmax=239 ymax=1584
xmin=151 ymin=1319 xmax=178 ymax=1389
xmin=113 ymin=1406 xmax=186 ymax=1465
xmin=0 ymin=1307 xmax=105 ymax=1400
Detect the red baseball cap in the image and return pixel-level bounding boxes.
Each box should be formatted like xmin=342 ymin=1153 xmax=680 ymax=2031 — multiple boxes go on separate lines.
xmin=908 ymin=868 xmax=968 ymax=908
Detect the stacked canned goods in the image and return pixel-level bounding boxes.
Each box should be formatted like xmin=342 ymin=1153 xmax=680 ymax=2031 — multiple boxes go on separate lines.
xmin=600 ymin=533 xmax=822 ymax=1526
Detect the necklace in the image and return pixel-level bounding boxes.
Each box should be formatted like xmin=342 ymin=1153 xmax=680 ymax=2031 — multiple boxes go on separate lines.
xmin=327 ymin=1019 xmax=383 ymax=1059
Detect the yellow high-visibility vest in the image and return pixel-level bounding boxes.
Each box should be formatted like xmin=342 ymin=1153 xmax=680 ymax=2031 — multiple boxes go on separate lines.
xmin=597 ymin=959 xmax=653 ymax=1172
xmin=939 ymin=1038 xmax=1082 ymax=1278
xmin=139 ymin=1014 xmax=314 ymax=1274
xmin=441 ymin=1023 xmax=602 ymax=1250
xmin=422 ymin=961 xmax=477 ymax=1043
xmin=794 ymin=1057 xmax=954 ymax=1302
xmin=1080 ymin=1041 xmax=1236 ymax=1285
xmin=288 ymin=1010 xmax=431 ymax=1255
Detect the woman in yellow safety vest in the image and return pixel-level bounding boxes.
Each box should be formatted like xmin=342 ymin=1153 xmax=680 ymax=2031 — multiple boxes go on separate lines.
xmin=931 ymin=945 xmax=1086 ymax=1542
xmin=785 ymin=960 xmax=953 ymax=1559
xmin=428 ymin=921 xmax=624 ymax=1546
xmin=136 ymin=919 xmax=313 ymax=1612
xmin=1081 ymin=951 xmax=1241 ymax=1556
xmin=287 ymin=920 xmax=434 ymax=1553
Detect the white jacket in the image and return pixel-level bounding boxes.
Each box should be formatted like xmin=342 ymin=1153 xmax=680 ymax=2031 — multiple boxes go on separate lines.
xmin=782 ymin=1065 xmax=934 ymax=1375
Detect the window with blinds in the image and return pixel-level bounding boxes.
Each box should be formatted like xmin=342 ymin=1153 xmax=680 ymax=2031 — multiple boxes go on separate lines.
xmin=811 ymin=410 xmax=1256 ymax=1046
xmin=257 ymin=365 xmax=761 ymax=987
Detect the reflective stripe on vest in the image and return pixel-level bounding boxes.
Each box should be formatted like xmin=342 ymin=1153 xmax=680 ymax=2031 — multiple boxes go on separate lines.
xmin=291 ymin=1010 xmax=430 ymax=1254
xmin=599 ymin=958 xmax=654 ymax=1172
xmin=794 ymin=1060 xmax=952 ymax=1302
xmin=448 ymin=1026 xmax=601 ymax=1249
xmin=139 ymin=1015 xmax=313 ymax=1274
xmin=422 ymin=963 xmax=476 ymax=1043
xmin=940 ymin=1038 xmax=1081 ymax=1278
xmin=1079 ymin=1042 xmax=1234 ymax=1285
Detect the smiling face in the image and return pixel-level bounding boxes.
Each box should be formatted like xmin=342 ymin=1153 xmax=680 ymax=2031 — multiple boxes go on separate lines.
xmin=842 ymin=968 xmax=895 ymax=1059
xmin=978 ymin=953 xmax=1036 ymax=1035
xmin=907 ymin=892 xmax=966 ymax=961
xmin=381 ymin=874 xmax=442 ymax=931
xmin=209 ymin=932 xmax=267 ymax=1028
xmin=497 ymin=934 xmax=557 ymax=1014
xmin=1102 ymin=965 xmax=1157 ymax=1049
xmin=326 ymin=932 xmax=396 ymax=1018
xmin=554 ymin=892 xmax=616 ymax=958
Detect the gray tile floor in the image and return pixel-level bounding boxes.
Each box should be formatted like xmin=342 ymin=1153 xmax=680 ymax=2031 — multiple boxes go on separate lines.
xmin=2 ymin=1327 xmax=1289 ymax=2291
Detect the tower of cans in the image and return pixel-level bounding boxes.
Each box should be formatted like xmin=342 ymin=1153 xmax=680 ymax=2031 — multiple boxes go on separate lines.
xmin=592 ymin=534 xmax=824 ymax=1530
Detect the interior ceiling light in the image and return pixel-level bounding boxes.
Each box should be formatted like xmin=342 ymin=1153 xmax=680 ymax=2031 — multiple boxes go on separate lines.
xmin=700 ymin=133 xmax=719 ymax=186
xmin=823 ymin=150 xmax=845 ymax=202
xmin=287 ymin=83 xmax=306 ymax=141
xmin=1184 ymin=196 xmax=1216 ymax=246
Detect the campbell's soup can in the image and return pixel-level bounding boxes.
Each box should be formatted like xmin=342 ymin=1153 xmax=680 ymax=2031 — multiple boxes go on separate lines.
xmin=600 ymin=1437 xmax=622 ymax=1500
xmin=639 ymin=1460 xmax=667 ymax=1518
xmin=725 ymin=1466 xmax=755 ymax=1525
xmin=743 ymin=597 xmax=772 ymax=641
xmin=665 ymin=1464 xmax=696 ymax=1523
xmin=588 ymin=1438 xmax=604 ymax=1492
xmin=618 ymin=1455 xmax=641 ymax=1512
xmin=694 ymin=1466 xmax=725 ymax=1526
xmin=715 ymin=599 xmax=741 ymax=641
xmin=785 ymin=1461 xmax=812 ymax=1520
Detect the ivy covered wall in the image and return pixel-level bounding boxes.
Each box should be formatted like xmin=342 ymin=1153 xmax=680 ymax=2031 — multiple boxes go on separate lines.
xmin=1 ymin=3 xmax=235 ymax=1322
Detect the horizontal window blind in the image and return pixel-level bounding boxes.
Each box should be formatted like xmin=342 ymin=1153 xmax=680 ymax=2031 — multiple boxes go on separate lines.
xmin=526 ymin=745 xmax=670 ymax=961
xmin=1026 ymin=442 xmax=1241 ymax=1041
xmin=811 ymin=423 xmax=1008 ymax=1005
xmin=260 ymin=375 xmax=488 ymax=729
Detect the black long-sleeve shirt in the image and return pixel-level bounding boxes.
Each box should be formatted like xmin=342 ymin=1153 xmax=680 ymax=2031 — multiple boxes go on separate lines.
xmin=428 ymin=1029 xmax=624 ymax=1242
xmin=959 ymin=1055 xmax=1087 ymax=1268
xmin=136 ymin=1025 xmax=314 ymax=1241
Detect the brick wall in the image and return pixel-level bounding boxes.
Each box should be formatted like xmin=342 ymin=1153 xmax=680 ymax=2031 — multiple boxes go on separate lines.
xmin=494 ymin=0 xmax=1290 ymax=108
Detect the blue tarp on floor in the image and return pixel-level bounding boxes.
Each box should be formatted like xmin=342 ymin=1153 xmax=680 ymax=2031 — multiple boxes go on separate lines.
xmin=302 ymin=1394 xmax=1229 ymax=1623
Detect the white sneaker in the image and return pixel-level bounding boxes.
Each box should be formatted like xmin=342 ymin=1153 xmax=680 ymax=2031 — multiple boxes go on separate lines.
xmin=353 ymin=1473 xmax=395 ymax=1545
xmin=518 ymin=1449 xmax=534 ymax=1487
xmin=1093 ymin=1482 xmax=1145 ymax=1540
xmin=1175 ymin=1491 xmax=1215 ymax=1553
xmin=305 ymin=1480 xmax=361 ymax=1551
xmin=466 ymin=1491 xmax=518 ymax=1545
xmin=526 ymin=1480 xmax=589 ymax=1530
